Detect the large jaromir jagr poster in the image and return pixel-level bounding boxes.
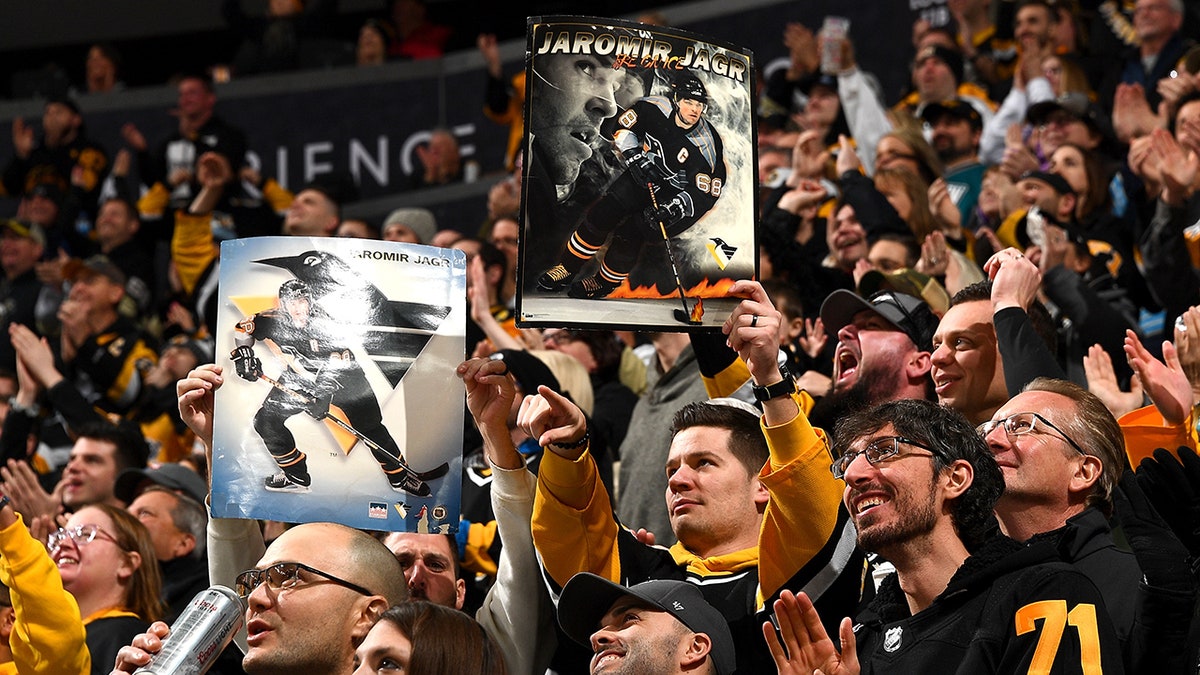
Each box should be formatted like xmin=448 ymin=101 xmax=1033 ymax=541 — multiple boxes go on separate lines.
xmin=517 ymin=16 xmax=756 ymax=330
xmin=211 ymin=237 xmax=465 ymax=533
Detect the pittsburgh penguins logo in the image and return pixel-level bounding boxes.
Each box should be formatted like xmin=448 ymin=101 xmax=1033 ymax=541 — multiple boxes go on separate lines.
xmin=706 ymin=238 xmax=737 ymax=269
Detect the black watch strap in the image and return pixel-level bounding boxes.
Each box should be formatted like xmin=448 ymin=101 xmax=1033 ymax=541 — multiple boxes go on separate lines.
xmin=752 ymin=366 xmax=797 ymax=402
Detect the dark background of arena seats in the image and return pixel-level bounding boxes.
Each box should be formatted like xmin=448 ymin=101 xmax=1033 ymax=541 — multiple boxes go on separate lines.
xmin=0 ymin=0 xmax=938 ymax=237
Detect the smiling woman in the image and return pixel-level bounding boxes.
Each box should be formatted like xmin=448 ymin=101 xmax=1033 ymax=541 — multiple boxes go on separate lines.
xmin=0 ymin=495 xmax=91 ymax=674
xmin=51 ymin=503 xmax=163 ymax=675
xmin=352 ymin=601 xmax=508 ymax=675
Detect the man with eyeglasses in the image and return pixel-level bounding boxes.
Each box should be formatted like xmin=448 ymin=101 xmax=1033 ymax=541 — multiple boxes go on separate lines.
xmin=981 ymin=377 xmax=1194 ymax=671
xmin=768 ymin=397 xmax=1123 ymax=673
xmin=112 ymin=521 xmax=407 ymax=674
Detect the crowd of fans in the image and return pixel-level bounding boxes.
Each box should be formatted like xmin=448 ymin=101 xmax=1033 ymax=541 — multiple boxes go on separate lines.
xmin=0 ymin=0 xmax=1198 ymax=673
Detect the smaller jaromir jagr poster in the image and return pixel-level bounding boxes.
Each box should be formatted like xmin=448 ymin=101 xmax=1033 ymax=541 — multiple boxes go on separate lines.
xmin=517 ymin=16 xmax=756 ymax=330
xmin=212 ymin=237 xmax=465 ymax=533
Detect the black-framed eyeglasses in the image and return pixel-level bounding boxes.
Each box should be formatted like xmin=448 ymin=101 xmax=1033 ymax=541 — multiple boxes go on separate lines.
xmin=831 ymin=436 xmax=938 ymax=479
xmin=47 ymin=524 xmax=125 ymax=555
xmin=976 ymin=411 xmax=1085 ymax=456
xmin=234 ymin=561 xmax=374 ymax=600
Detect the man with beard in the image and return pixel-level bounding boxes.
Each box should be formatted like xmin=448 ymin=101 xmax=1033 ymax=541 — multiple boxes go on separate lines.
xmin=557 ymin=573 xmax=735 ymax=675
xmin=922 ymin=98 xmax=984 ymax=227
xmin=766 ymin=398 xmax=1123 ymax=673
xmin=812 ymin=289 xmax=938 ymax=427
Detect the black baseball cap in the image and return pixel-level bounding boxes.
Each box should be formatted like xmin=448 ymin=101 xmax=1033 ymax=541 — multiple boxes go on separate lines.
xmin=115 ymin=463 xmax=208 ymax=506
xmin=1026 ymin=92 xmax=1109 ymax=138
xmin=820 ymin=288 xmax=939 ymax=350
xmin=27 ymin=182 xmax=64 ymax=206
xmin=1 ymin=219 xmax=46 ymax=246
xmin=161 ymin=334 xmax=214 ymax=364
xmin=557 ymin=573 xmax=736 ymax=675
xmin=921 ymin=98 xmax=982 ymax=130
xmin=1019 ymin=170 xmax=1074 ymax=196
xmin=801 ymin=72 xmax=839 ymax=96
xmin=64 ymin=254 xmax=126 ymax=286
xmin=914 ymin=45 xmax=964 ymax=84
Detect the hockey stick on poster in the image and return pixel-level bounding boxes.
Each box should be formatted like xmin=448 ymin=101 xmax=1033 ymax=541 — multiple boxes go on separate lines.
xmin=647 ymin=182 xmax=702 ymax=325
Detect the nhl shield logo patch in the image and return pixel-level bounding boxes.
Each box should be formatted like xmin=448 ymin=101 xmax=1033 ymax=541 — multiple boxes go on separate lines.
xmin=883 ymin=626 xmax=903 ymax=653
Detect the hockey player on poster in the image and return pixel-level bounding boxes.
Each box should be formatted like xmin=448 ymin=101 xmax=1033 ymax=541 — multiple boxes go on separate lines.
xmin=230 ymin=278 xmax=444 ymax=497
xmin=536 ymin=72 xmax=727 ymax=300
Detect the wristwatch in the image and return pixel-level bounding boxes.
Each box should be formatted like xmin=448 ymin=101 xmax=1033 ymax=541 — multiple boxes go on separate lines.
xmin=752 ymin=366 xmax=798 ymax=402
xmin=7 ymin=397 xmax=39 ymax=418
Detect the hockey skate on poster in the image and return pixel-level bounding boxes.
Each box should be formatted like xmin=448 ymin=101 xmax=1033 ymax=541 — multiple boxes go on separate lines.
xmin=518 ymin=16 xmax=756 ymax=330
xmin=212 ymin=237 xmax=465 ymax=533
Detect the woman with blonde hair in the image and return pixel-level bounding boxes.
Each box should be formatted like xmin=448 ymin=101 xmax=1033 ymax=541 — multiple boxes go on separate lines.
xmin=872 ymin=167 xmax=984 ymax=295
xmin=873 ymin=167 xmax=944 ymax=241
xmin=874 ymin=125 xmax=943 ymax=184
xmin=1041 ymin=54 xmax=1091 ymax=99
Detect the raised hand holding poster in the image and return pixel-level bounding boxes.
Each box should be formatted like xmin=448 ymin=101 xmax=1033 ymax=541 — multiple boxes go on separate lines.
xmin=212 ymin=237 xmax=465 ymax=533
xmin=517 ymin=16 xmax=757 ymax=330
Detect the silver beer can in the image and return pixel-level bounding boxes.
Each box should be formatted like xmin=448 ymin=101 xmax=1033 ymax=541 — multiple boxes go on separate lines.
xmin=133 ymin=586 xmax=245 ymax=675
